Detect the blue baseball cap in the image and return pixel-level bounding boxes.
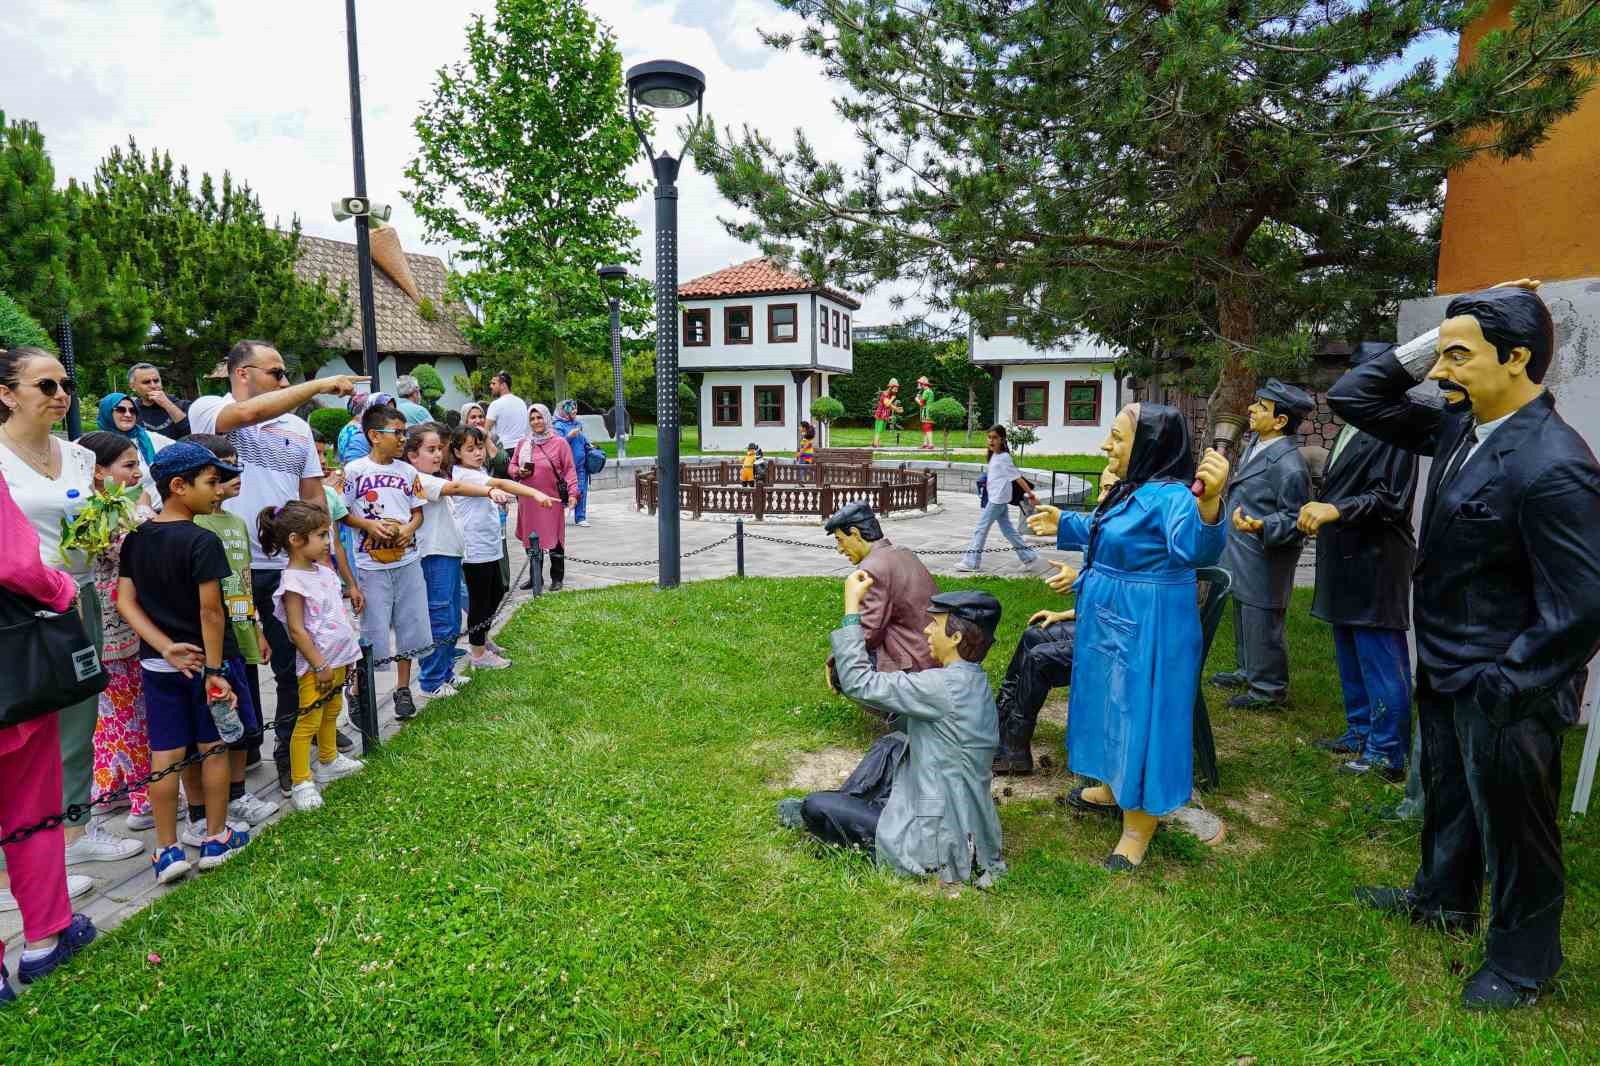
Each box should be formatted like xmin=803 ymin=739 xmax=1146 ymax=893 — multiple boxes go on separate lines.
xmin=149 ymin=440 xmax=243 ymax=485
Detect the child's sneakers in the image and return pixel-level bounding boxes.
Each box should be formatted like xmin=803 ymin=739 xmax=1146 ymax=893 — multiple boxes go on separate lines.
xmin=180 ymin=816 xmax=249 ymax=848
xmin=312 ymin=753 xmax=365 ymax=786
xmin=125 ymin=809 xmax=156 ymax=832
xmin=422 ymin=681 xmax=461 ymax=701
xmin=17 ymin=914 xmax=97 ymax=984
xmin=393 ymin=686 xmax=418 ymax=719
xmin=197 ymin=829 xmax=250 ymax=871
xmin=152 ymin=845 xmax=191 ymax=885
xmin=228 ymin=793 xmax=280 ymax=825
xmin=0 ymin=966 xmax=14 ymax=1005
xmin=471 ymin=650 xmax=512 ymax=669
xmin=291 ymin=781 xmax=324 ymax=812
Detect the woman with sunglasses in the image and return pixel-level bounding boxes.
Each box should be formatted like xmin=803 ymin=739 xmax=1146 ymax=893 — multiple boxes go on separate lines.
xmin=96 ymin=392 xmax=174 ymax=498
xmin=0 ymin=347 xmax=144 ymax=870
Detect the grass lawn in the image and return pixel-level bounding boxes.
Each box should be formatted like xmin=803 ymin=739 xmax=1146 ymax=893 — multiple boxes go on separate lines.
xmin=14 ymin=579 xmax=1594 ymax=1062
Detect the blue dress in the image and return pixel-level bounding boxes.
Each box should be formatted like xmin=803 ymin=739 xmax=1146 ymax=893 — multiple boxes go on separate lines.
xmin=1057 ymin=481 xmax=1226 ymax=815
xmin=552 ymin=416 xmax=591 ymax=523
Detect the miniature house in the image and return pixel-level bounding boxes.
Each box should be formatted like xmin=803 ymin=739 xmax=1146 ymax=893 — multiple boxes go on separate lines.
xmin=678 ymin=257 xmax=860 ymax=453
xmin=969 ymin=321 xmax=1122 ymax=453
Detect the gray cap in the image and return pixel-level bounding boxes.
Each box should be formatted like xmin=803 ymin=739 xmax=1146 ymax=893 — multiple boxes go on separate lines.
xmin=928 ymin=590 xmax=1002 ymax=639
xmin=823 ymin=500 xmax=883 ymax=540
xmin=1254 ymin=378 xmax=1314 ymax=419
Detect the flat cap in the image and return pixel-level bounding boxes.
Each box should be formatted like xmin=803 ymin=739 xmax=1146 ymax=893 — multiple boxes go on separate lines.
xmin=928 ymin=590 xmax=1002 ymax=639
xmin=1254 ymin=378 xmax=1314 ymax=418
xmin=823 ymin=500 xmax=878 ymax=535
xmin=150 ymin=440 xmax=242 ymax=484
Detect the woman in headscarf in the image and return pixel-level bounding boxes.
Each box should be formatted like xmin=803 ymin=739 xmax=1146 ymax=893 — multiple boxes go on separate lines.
xmin=96 ymin=392 xmax=172 ymax=490
xmin=462 ymin=400 xmax=508 ymax=478
xmin=1026 ymin=404 xmax=1230 ymax=870
xmin=337 ymin=391 xmax=394 ymax=464
xmin=510 ymin=403 xmax=578 ymax=591
xmin=550 ymin=399 xmax=592 ymax=527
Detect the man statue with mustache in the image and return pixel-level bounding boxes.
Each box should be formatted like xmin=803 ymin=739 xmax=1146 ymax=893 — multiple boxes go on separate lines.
xmin=1328 ymin=284 xmax=1600 ymax=1010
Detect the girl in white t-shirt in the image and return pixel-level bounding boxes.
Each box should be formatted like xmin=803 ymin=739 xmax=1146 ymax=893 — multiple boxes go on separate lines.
xmin=402 ymin=424 xmax=553 ymax=696
xmin=450 ymin=426 xmax=526 ymax=668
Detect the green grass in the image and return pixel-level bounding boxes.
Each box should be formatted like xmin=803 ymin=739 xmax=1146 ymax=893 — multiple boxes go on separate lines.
xmin=15 ymin=580 xmax=1594 ymax=1062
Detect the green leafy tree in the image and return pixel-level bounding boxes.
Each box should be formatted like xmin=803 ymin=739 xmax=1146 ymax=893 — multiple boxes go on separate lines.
xmin=0 ymin=291 xmax=55 ymax=350
xmin=75 ymin=138 xmax=349 ymax=390
xmin=701 ymin=1 xmax=1600 ymax=433
xmin=407 ymin=0 xmax=652 ymax=402
xmin=0 ymin=112 xmax=149 ymax=380
xmin=1005 ymin=423 xmax=1039 ymax=460
xmin=927 ymin=395 xmax=966 ymax=458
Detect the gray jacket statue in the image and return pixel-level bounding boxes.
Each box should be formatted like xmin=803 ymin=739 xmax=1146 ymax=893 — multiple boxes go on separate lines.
xmin=830 ymin=623 xmax=1006 ymax=884
xmin=1221 ymin=435 xmax=1312 ymax=609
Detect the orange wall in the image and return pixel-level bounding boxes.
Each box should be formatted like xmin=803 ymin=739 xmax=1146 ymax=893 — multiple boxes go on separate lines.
xmin=1437 ymin=0 xmax=1600 ymax=292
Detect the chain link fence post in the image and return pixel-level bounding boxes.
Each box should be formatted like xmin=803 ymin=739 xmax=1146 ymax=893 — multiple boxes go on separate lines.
xmin=357 ymin=639 xmax=380 ymax=755
xmin=736 ymin=518 xmax=745 ymax=578
xmin=527 ymin=532 xmax=544 ymax=597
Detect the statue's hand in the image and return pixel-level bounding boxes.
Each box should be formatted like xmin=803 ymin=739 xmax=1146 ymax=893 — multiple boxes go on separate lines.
xmin=1231 ymin=506 xmax=1264 ymax=535
xmin=1492 ymin=278 xmax=1541 ymax=291
xmin=1044 ymin=561 xmax=1078 ymax=594
xmin=1195 ymin=449 xmax=1229 ymax=503
xmin=1028 ymin=609 xmax=1075 ymax=627
xmin=1026 ymin=504 xmax=1061 ymax=538
xmin=1296 ymin=500 xmax=1341 ymax=535
xmin=843 ymin=569 xmax=874 ymax=614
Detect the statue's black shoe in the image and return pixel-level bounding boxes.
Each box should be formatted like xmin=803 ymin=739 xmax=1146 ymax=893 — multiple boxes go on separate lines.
xmin=1461 ymin=964 xmax=1539 ymax=1011
xmin=1354 ymin=886 xmax=1477 ymax=934
xmin=992 ymin=749 xmax=1035 ymax=776
xmin=1208 ymin=671 xmax=1246 ymax=689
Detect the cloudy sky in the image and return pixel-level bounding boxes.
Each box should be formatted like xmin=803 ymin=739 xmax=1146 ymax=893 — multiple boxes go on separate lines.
xmin=5 ymin=0 xmax=925 ymax=322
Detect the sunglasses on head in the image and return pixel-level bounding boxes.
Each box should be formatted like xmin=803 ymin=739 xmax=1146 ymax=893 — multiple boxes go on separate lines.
xmin=241 ymin=364 xmax=288 ymax=381
xmin=25 ymin=377 xmax=76 ymax=398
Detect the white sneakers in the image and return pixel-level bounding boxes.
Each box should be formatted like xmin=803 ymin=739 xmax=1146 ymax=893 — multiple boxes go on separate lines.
xmin=0 ymin=875 xmax=94 ymax=912
xmin=125 ymin=810 xmax=156 ymax=832
xmin=470 ymin=650 xmax=512 ymax=669
xmin=181 ymin=816 xmax=249 ymax=848
xmin=312 ymin=753 xmax=365 ymax=786
xmin=423 ymin=681 xmax=462 ymax=700
xmin=228 ymin=793 xmax=280 ymax=825
xmin=64 ymin=823 xmax=143 ymax=865
xmin=291 ymin=781 xmax=324 ymax=812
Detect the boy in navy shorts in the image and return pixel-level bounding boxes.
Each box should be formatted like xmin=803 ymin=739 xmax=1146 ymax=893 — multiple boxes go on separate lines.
xmin=116 ymin=441 xmax=256 ymax=883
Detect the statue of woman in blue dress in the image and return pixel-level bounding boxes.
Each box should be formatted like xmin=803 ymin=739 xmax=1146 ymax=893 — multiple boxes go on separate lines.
xmin=1027 ymin=404 xmax=1230 ymax=870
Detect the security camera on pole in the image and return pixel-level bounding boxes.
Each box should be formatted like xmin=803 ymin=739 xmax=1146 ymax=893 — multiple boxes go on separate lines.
xmin=625 ymin=59 xmax=706 ymax=590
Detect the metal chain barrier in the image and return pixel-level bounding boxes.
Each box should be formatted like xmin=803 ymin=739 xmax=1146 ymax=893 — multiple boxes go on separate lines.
xmin=562 ymin=532 xmax=737 ymax=569
xmin=740 ymin=531 xmax=1027 ymax=557
xmin=0 ymin=553 xmax=533 ymax=849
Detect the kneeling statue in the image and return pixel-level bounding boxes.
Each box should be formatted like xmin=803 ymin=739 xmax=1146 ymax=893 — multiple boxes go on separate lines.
xmin=782 ymin=576 xmax=1007 ymax=886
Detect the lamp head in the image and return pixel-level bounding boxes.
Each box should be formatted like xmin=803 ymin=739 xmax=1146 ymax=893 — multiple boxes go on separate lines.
xmin=597 ymin=264 xmax=629 ymax=282
xmin=627 ymin=60 xmax=705 ymax=110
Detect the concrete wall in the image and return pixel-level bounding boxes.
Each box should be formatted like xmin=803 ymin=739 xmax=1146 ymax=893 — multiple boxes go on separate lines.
xmin=679 ymin=293 xmax=854 ymax=375
xmin=697 ymin=369 xmax=822 ymax=453
xmin=309 ymin=353 xmax=474 ymax=414
xmin=989 ymin=363 xmax=1120 ymax=453
xmin=971 ymin=330 xmax=1120 ymax=365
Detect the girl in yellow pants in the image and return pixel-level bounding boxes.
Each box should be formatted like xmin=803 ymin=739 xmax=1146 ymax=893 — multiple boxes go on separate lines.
xmin=259 ymin=503 xmax=366 ymax=812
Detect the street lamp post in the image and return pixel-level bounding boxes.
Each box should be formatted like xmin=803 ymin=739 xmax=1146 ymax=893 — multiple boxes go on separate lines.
xmin=626 ymin=59 xmax=706 ymax=590
xmin=597 ymin=264 xmax=628 ymax=461
xmin=344 ymin=0 xmax=380 ymax=386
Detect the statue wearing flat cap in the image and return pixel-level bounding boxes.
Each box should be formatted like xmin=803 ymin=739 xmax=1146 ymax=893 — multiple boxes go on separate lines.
xmin=1212 ymin=378 xmax=1314 ymax=711
xmin=780 ymin=581 xmax=1007 ymax=886
xmin=1329 ymin=283 xmax=1600 ymax=1011
xmin=822 ymin=502 xmax=937 ymax=711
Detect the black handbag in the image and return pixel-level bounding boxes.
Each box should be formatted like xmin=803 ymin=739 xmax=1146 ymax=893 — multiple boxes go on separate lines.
xmin=0 ymin=587 xmax=107 ymax=730
xmin=1010 ymin=476 xmax=1033 ymax=506
xmin=526 ymin=441 xmax=571 ymax=507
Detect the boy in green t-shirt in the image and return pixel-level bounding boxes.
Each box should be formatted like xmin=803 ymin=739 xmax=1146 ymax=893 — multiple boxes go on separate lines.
xmin=188 ymin=434 xmax=280 ymax=828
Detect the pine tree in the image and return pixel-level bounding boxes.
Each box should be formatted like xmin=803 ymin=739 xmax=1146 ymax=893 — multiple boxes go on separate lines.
xmin=701 ymin=0 xmax=1600 ymax=430
xmin=406 ymin=0 xmax=652 ymax=401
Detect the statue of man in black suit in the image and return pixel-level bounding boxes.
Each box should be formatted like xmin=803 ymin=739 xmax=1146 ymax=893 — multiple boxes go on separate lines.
xmin=1328 ymin=285 xmax=1600 ymax=1010
xmin=1298 ymin=343 xmax=1421 ymax=781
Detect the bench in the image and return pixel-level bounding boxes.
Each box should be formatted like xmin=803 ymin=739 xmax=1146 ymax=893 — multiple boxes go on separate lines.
xmin=815 ymin=447 xmax=875 ymax=465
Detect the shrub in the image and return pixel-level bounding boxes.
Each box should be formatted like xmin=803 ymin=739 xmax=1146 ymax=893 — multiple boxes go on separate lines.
xmin=810 ymin=395 xmax=844 ymax=424
xmin=0 ymin=291 xmax=56 ymax=351
xmin=413 ymin=364 xmax=446 ymax=407
xmin=308 ymin=405 xmax=352 ymax=445
xmin=927 ymin=396 xmax=966 ymax=456
xmin=417 ymin=296 xmax=439 ymax=323
xmin=1006 ymin=422 xmax=1039 ymax=458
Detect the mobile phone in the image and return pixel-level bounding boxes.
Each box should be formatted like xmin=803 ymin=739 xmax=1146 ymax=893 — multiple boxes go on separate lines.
xmin=353 ymin=378 xmax=371 ymax=403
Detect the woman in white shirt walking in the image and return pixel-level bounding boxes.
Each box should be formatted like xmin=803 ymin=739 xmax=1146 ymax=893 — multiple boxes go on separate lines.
xmin=0 ymin=347 xmax=143 ymax=868
xmin=957 ymin=424 xmax=1042 ymax=572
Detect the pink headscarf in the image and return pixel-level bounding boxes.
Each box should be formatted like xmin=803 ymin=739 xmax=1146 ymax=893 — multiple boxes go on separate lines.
xmin=526 ymin=403 xmax=554 ymax=444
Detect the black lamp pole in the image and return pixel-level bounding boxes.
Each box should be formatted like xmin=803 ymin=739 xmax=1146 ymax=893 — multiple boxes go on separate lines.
xmin=626 ymin=60 xmax=706 ymax=590
xmin=345 ymin=0 xmax=380 ymax=387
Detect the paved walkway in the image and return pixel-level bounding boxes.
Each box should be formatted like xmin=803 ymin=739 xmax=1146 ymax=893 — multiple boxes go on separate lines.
xmin=3 ymin=486 xmax=1313 ymax=984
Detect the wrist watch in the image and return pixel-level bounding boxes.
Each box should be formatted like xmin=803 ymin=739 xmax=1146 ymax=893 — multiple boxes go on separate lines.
xmin=202 ymin=666 xmax=227 ymax=679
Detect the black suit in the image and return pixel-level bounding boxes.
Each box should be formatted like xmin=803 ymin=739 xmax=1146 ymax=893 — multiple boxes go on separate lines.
xmin=1328 ymin=352 xmax=1600 ymax=985
xmin=1310 ymin=427 xmax=1418 ymax=631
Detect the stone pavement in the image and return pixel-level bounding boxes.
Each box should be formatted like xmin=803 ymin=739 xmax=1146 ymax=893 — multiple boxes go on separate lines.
xmin=2 ymin=485 xmax=1314 ymax=988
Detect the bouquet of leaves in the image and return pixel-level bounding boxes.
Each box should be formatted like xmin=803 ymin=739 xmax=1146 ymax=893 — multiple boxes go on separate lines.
xmin=60 ymin=483 xmax=145 ymax=561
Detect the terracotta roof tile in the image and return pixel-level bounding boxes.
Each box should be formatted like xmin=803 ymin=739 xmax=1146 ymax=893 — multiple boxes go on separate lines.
xmin=678 ymin=256 xmax=861 ymax=309
xmin=292 ymin=233 xmax=476 ymax=356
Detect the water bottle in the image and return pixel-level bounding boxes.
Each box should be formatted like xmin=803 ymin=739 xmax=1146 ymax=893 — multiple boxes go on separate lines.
xmin=63 ymin=488 xmax=87 ymax=524
xmin=209 ymin=692 xmax=244 ymax=744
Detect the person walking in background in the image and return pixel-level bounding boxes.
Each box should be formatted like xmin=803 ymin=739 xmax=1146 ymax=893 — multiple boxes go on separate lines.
xmin=486 ymin=371 xmax=526 ymax=451
xmin=126 ymin=362 xmax=190 ymax=439
xmin=797 ymin=421 xmax=816 ymax=465
xmin=187 ymin=339 xmax=364 ymax=795
xmin=0 ymin=347 xmax=142 ymax=867
xmin=957 ymin=425 xmax=1042 ymax=573
xmin=338 ymin=391 xmax=393 ymax=465
xmin=552 ymin=399 xmax=592 ymax=527
xmin=393 ymin=376 xmax=431 ymax=426
xmin=0 ymin=467 xmax=99 ymax=1004
xmin=510 ymin=404 xmax=578 ymax=592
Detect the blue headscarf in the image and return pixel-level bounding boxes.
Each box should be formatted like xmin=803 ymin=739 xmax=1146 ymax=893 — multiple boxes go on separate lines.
xmin=98 ymin=392 xmax=156 ymax=464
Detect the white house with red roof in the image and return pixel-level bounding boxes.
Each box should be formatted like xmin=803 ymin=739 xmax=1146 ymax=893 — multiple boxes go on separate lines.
xmin=969 ymin=318 xmax=1123 ymax=454
xmin=678 ymin=257 xmax=860 ymax=453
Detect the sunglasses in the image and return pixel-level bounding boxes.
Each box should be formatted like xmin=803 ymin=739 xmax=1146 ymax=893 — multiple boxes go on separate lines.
xmin=24 ymin=377 xmax=76 ymax=398
xmin=370 ymin=427 xmax=406 ymax=436
xmin=241 ymin=364 xmax=288 ymax=381
xmin=113 ymin=404 xmax=137 ymax=415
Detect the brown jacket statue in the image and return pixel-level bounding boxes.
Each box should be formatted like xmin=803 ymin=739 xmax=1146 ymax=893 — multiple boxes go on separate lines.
xmin=823 ymin=502 xmax=937 ymax=707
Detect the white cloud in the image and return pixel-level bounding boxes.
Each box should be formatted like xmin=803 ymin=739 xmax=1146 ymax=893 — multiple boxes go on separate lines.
xmin=3 ymin=0 xmax=922 ymax=324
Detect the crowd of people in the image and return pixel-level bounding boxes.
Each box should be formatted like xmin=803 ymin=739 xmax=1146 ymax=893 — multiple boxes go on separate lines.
xmin=0 ymin=345 xmax=596 ymax=1003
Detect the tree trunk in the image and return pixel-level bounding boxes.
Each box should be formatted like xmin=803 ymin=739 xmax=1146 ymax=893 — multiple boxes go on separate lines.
xmin=1204 ymin=274 xmax=1259 ymax=456
xmin=551 ymin=336 xmax=567 ymax=403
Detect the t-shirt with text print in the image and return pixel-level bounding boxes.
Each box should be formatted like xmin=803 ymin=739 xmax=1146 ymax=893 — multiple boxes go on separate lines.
xmin=342 ymin=456 xmax=424 ymax=571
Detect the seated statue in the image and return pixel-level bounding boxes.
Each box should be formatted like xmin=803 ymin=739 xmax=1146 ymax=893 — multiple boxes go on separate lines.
xmin=781 ymin=578 xmax=1007 ymax=886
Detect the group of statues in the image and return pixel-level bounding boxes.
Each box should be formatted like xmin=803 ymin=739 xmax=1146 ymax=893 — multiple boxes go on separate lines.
xmin=871 ymin=375 xmax=938 ymax=450
xmin=777 ymin=284 xmax=1600 ymax=1012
